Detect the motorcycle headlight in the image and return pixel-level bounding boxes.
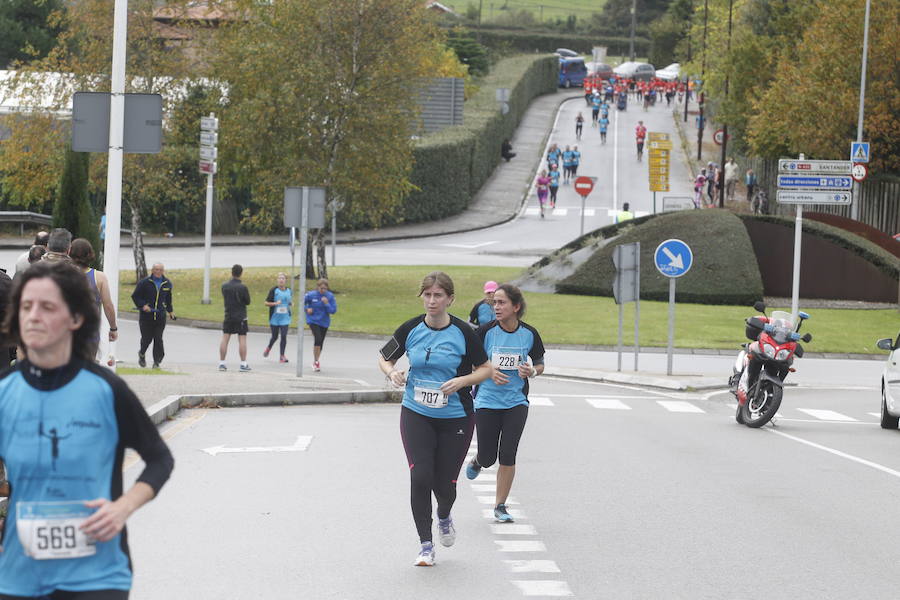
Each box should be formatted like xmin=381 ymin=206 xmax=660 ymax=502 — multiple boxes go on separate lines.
xmin=775 ymin=348 xmax=792 ymax=361
xmin=762 ymin=343 xmax=776 ymax=358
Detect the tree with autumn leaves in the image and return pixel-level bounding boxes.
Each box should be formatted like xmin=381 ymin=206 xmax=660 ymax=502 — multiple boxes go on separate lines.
xmin=208 ymin=0 xmax=461 ymax=278
xmin=683 ymin=0 xmax=898 ymax=174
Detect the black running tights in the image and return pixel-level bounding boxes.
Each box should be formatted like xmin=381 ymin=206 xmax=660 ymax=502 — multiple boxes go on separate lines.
xmin=475 ymin=404 xmax=529 ymax=468
xmin=267 ymin=325 xmax=289 ymax=355
xmin=400 ymin=407 xmax=474 ymax=543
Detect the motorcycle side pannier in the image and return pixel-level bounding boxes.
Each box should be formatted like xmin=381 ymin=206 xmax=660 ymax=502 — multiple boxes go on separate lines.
xmin=745 ymin=317 xmax=765 ymax=341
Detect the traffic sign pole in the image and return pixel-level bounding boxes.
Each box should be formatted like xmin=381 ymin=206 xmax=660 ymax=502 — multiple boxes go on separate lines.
xmin=200 ymin=113 xmax=218 ymax=305
xmin=791 ymin=204 xmax=803 ymax=321
xmin=667 ymin=278 xmax=675 ymax=376
xmin=653 ymin=239 xmax=692 ymax=376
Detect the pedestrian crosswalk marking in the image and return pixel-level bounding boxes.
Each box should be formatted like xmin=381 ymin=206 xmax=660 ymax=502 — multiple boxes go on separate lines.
xmin=796 ymin=409 xmax=857 ymax=422
xmin=586 ymin=398 xmax=632 ymax=410
xmin=503 ymin=560 xmax=560 ymax=573
xmin=477 ymin=496 xmax=519 ymax=505
xmin=552 ymin=208 xmax=568 ymax=216
xmin=524 ymin=207 xmax=596 ymax=217
xmin=471 ymin=484 xmax=496 ymax=493
xmin=657 ymin=400 xmax=705 ymax=413
xmin=495 ymin=540 xmax=547 ymax=552
xmin=583 ymin=208 xmax=596 ymax=216
xmin=483 ymin=508 xmax=526 ymax=519
xmin=491 ymin=524 xmax=537 ymax=535
xmin=511 ymin=580 xmax=573 ymax=596
xmin=528 ymin=396 xmax=555 ymax=406
xmin=868 ymin=412 xmax=880 ymax=418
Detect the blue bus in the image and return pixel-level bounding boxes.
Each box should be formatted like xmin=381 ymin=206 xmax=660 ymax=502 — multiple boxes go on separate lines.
xmin=558 ymin=57 xmax=587 ymax=88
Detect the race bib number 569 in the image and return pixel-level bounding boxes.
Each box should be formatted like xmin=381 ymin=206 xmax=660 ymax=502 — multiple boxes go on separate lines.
xmin=17 ymin=501 xmax=97 ymax=560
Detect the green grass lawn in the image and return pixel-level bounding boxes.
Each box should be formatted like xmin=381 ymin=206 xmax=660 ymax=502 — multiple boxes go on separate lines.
xmin=118 ymin=265 xmax=898 ymax=355
xmin=479 ymin=0 xmax=608 ymax=23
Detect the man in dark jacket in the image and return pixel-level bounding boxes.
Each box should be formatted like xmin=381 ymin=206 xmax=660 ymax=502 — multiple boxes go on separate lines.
xmin=218 ymin=264 xmax=251 ymax=372
xmin=131 ymin=263 xmax=174 ymax=368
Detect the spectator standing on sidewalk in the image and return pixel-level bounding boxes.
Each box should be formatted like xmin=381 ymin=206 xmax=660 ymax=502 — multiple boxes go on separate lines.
xmin=219 ymin=264 xmax=252 ymax=372
xmin=724 ymin=157 xmax=739 ymax=203
xmin=745 ymin=169 xmax=758 ymax=203
xmin=304 ymin=278 xmax=337 ymax=372
xmin=131 ymin=263 xmax=174 ymax=368
xmin=70 ymin=238 xmax=118 ymax=360
xmin=264 ymin=272 xmax=292 ymax=363
xmin=14 ymin=230 xmax=48 ymax=275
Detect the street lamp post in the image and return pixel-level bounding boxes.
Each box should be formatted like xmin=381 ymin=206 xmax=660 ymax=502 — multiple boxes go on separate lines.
xmin=717 ymin=0 xmax=733 ymax=208
xmin=628 ymin=0 xmax=637 ymax=61
xmin=851 ymin=0 xmax=871 ymax=221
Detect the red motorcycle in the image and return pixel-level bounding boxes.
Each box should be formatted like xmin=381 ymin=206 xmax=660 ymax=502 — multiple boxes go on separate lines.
xmin=729 ymin=302 xmax=812 ymax=428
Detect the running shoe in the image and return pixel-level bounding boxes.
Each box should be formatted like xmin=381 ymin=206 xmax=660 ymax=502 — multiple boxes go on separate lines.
xmin=152 ymin=363 xmax=160 ymax=369
xmin=138 ymin=353 xmax=146 ymax=368
xmin=279 ymin=356 xmax=289 ymax=363
xmin=263 ymin=346 xmax=271 ymax=358
xmin=465 ymin=458 xmax=482 ymax=480
xmin=438 ymin=516 xmax=456 ymax=547
xmin=414 ymin=542 xmax=435 ymax=567
xmin=313 ymin=361 xmax=321 ymax=372
xmin=218 ymin=364 xmax=227 ymax=372
xmin=494 ymin=504 xmax=514 ymax=523
xmin=239 ymin=364 xmax=252 ymax=372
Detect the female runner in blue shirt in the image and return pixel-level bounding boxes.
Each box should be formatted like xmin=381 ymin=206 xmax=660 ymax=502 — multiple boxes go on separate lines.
xmin=466 ymin=284 xmax=545 ymax=523
xmin=0 ymin=261 xmax=173 ymax=599
xmin=264 ymin=272 xmax=292 ymax=363
xmin=378 ymin=272 xmax=491 ymax=567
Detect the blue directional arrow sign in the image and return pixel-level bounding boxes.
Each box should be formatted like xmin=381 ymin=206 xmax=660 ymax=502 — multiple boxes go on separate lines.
xmin=654 ymin=239 xmax=692 ymax=278
xmin=777 ymin=175 xmax=853 ymax=190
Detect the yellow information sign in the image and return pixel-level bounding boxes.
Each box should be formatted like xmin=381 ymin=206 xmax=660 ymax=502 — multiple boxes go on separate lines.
xmin=648 ymin=132 xmax=670 ymax=142
xmin=650 ymin=183 xmax=670 ymax=192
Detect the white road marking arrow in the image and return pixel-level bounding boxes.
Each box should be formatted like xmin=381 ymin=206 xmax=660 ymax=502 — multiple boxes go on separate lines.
xmin=203 ymin=435 xmax=313 ymax=456
xmin=662 ymin=247 xmax=684 ymax=270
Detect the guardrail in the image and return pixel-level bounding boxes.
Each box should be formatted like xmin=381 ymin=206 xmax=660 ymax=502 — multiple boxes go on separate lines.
xmin=0 ymin=211 xmax=53 ymax=236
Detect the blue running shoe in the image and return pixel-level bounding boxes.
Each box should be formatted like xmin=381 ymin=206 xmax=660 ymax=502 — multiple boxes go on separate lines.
xmin=494 ymin=504 xmax=514 ymax=523
xmin=465 ymin=458 xmax=482 ymax=480
xmin=438 ymin=516 xmax=456 ymax=547
xmin=414 ymin=542 xmax=435 ymax=566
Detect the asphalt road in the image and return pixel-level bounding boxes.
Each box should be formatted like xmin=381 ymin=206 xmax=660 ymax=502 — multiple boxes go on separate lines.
xmin=125 ymin=378 xmax=900 ymax=599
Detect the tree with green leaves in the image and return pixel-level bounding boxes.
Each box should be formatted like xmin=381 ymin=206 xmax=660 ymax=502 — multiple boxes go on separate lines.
xmin=0 ymin=0 xmax=202 ymax=281
xmin=0 ymin=0 xmax=64 ymax=68
xmin=746 ymin=0 xmax=899 ymax=172
xmin=209 ymin=0 xmax=458 ymax=279
xmin=53 ymin=147 xmax=98 ymax=256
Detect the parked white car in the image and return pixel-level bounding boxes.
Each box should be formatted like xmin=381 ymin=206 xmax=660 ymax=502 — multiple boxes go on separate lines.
xmin=656 ymin=63 xmax=681 ymax=81
xmin=877 ymin=331 xmax=900 ymax=428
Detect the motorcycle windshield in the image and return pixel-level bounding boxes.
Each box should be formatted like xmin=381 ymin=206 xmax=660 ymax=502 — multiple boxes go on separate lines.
xmin=768 ymin=311 xmax=796 ymax=344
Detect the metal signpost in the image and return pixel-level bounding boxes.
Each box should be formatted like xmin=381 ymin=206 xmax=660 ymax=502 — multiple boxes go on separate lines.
xmin=573 ymin=176 xmax=595 ymax=236
xmin=613 ymin=242 xmax=640 ymax=372
xmin=200 ymin=114 xmax=218 ymax=304
xmin=776 ymin=156 xmax=853 ymax=319
xmin=284 ymin=187 xmax=326 ymax=377
xmin=647 ymin=133 xmax=671 ymax=212
xmin=654 ymin=239 xmax=693 ymax=376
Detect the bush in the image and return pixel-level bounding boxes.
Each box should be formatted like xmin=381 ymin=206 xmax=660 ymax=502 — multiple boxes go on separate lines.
xmin=397 ymin=53 xmax=558 ymax=224
xmin=557 ymin=210 xmax=765 ymax=305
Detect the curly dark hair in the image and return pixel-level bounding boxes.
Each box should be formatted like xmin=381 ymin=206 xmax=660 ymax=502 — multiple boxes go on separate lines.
xmin=3 ymin=261 xmax=100 ymax=361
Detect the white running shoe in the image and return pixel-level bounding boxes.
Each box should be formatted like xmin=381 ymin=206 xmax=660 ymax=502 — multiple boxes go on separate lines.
xmin=438 ymin=516 xmax=456 ymax=547
xmin=414 ymin=542 xmax=435 ymax=566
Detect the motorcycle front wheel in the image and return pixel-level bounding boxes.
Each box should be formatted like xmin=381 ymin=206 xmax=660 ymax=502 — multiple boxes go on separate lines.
xmin=741 ymin=380 xmax=782 ymax=428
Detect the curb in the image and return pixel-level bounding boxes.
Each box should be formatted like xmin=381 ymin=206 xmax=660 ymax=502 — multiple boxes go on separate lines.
xmin=145 ymin=389 xmax=402 ymax=425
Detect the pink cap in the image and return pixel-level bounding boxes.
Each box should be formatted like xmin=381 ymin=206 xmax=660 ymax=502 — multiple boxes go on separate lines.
xmin=483 ymin=281 xmax=499 ymax=293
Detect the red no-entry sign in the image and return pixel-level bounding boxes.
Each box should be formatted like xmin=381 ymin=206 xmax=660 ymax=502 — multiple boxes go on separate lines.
xmin=574 ymin=176 xmax=595 ymax=197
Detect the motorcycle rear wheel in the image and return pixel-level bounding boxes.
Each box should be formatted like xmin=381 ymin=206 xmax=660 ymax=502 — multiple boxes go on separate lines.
xmin=741 ymin=380 xmax=782 ymax=428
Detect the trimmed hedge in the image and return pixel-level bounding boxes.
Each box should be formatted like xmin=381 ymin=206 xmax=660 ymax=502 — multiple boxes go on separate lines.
xmin=557 ymin=210 xmax=765 ymax=305
xmin=737 ymin=214 xmax=900 ymax=281
xmin=471 ymin=27 xmax=651 ymax=57
xmin=399 ymin=54 xmax=558 ymax=223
